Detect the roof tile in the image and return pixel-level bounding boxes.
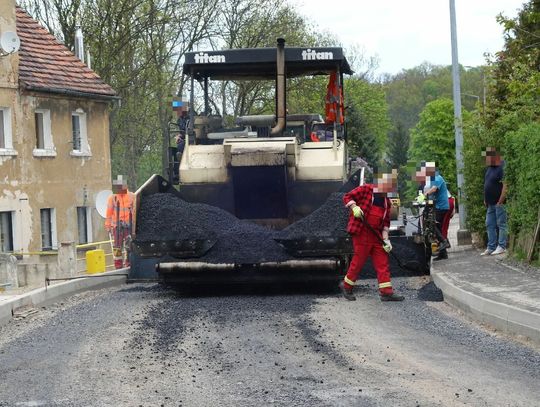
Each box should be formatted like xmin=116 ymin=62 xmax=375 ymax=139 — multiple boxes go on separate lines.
xmin=16 ymin=6 xmax=116 ymax=99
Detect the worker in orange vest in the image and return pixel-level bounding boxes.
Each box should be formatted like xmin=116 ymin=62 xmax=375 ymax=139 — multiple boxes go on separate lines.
xmin=105 ymin=175 xmax=134 ymax=269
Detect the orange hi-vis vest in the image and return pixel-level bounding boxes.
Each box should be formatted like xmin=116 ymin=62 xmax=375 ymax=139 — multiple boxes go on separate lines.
xmin=105 ymin=192 xmax=134 ymax=230
xmin=325 ymin=71 xmax=344 ymax=125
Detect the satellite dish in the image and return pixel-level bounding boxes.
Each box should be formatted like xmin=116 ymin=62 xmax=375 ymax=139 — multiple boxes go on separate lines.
xmin=95 ymin=190 xmax=112 ymax=218
xmin=0 ymin=32 xmax=21 ymax=54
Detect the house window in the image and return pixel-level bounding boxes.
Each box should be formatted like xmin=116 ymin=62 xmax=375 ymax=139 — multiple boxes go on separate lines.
xmin=0 ymin=107 xmax=16 ymax=156
xmin=33 ymin=109 xmax=56 ymax=157
xmin=71 ymin=109 xmax=90 ymax=156
xmin=40 ymin=208 xmax=57 ymax=251
xmin=0 ymin=211 xmax=14 ymax=252
xmin=77 ymin=206 xmax=92 ymax=244
xmin=72 ymin=114 xmax=81 ymax=151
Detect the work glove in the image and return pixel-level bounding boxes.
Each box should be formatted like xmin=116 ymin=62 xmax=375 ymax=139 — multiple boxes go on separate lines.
xmin=415 ymin=192 xmax=426 ymax=204
xmin=352 ymin=205 xmax=364 ymax=219
xmin=382 ymin=239 xmax=392 ymax=253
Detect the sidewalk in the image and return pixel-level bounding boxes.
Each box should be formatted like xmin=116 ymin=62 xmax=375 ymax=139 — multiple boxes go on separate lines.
xmin=431 ymin=217 xmax=540 ymax=345
xmin=0 ymin=269 xmax=128 ymax=327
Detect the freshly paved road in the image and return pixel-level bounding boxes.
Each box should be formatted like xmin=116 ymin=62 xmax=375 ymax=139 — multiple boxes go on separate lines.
xmin=0 ymin=277 xmax=539 ymax=406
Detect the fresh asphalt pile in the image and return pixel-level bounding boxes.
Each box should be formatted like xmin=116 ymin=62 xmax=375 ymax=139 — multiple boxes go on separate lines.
xmin=136 ymin=192 xmax=352 ymax=265
xmin=136 ymin=191 xmax=427 ymax=277
xmin=136 ymin=193 xmax=292 ymax=264
xmin=278 ymin=192 xmax=349 ymax=239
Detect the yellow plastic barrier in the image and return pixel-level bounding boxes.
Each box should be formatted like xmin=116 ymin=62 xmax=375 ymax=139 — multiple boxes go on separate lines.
xmin=86 ymin=249 xmax=106 ymax=274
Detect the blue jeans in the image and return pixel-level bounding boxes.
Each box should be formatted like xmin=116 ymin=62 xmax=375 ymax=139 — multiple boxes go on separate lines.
xmin=486 ymin=204 xmax=507 ymax=250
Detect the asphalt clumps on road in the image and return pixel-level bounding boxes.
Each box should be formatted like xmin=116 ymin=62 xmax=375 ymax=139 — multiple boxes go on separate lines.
xmin=417 ymin=281 xmax=444 ymax=302
xmin=279 ymin=193 xmax=348 ymax=239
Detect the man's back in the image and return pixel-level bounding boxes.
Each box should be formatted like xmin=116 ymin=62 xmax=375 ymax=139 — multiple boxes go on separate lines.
xmin=430 ymin=174 xmax=449 ymax=210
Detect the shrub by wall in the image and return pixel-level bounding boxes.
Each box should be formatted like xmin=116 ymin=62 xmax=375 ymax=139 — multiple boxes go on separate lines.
xmin=504 ymin=122 xmax=540 ymax=256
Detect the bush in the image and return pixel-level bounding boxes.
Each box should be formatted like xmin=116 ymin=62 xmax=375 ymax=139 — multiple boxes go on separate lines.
xmin=505 ymin=122 xmax=540 ymax=236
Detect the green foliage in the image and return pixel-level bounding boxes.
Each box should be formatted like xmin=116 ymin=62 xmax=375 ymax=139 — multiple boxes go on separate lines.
xmin=384 ymin=63 xmax=484 ymax=136
xmin=383 ymin=63 xmax=486 ymax=205
xmin=346 ymin=106 xmax=379 ymax=166
xmin=385 ymin=122 xmax=410 ymax=199
xmin=345 ymin=77 xmax=390 ymax=166
xmin=462 ymin=114 xmax=492 ymax=234
xmin=462 ymin=1 xmax=540 ymax=259
xmin=409 ymin=98 xmax=470 ymax=195
xmin=504 ymin=122 xmax=540 ymax=234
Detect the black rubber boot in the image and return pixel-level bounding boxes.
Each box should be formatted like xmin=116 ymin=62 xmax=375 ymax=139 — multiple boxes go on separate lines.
xmin=339 ymin=281 xmax=356 ymax=301
xmin=433 ymin=240 xmax=450 ymax=257
xmin=380 ymin=292 xmax=404 ymax=302
xmin=433 ymin=251 xmax=448 ymax=261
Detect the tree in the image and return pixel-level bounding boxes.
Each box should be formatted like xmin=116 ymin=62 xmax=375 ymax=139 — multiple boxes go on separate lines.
xmin=462 ymin=0 xmax=540 ymax=254
xmin=385 ymin=122 xmax=410 ymax=199
xmin=383 ymin=63 xmax=486 ymax=137
xmin=22 ymin=0 xmax=220 ymax=187
xmin=346 ymin=106 xmax=380 ymax=166
xmin=409 ymin=98 xmax=471 ymax=195
xmin=344 ymin=77 xmax=390 ymax=167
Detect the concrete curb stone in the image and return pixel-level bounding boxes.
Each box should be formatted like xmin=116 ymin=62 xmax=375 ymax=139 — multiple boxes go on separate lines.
xmin=0 ymin=269 xmax=128 ymax=327
xmin=432 ymin=267 xmax=540 ymax=346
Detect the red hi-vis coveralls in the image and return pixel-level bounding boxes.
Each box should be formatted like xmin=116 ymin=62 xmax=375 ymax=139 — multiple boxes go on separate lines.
xmin=342 ymin=184 xmax=394 ymax=295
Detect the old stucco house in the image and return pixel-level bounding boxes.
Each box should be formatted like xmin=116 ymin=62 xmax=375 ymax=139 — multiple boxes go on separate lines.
xmin=0 ymin=2 xmax=116 ymax=286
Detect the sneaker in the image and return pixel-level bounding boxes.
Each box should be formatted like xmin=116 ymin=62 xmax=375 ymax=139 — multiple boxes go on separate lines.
xmin=339 ymin=281 xmax=356 ymax=301
xmin=380 ymin=293 xmax=404 ymax=302
xmin=491 ymin=246 xmax=506 ymax=255
xmin=480 ymin=249 xmax=493 ymax=256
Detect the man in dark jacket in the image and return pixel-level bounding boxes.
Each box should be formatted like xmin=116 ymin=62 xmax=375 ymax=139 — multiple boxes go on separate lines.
xmin=482 ymin=147 xmax=507 ymax=256
xmin=339 ymin=169 xmax=404 ymax=302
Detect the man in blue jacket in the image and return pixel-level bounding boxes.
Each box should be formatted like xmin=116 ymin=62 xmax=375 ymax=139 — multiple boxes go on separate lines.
xmin=422 ymin=162 xmax=451 ymax=259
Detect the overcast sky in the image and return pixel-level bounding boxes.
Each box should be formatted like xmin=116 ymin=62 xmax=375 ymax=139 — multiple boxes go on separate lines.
xmin=289 ymin=0 xmax=525 ymax=75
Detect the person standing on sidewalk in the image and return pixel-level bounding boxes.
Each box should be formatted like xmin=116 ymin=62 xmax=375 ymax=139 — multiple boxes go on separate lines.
xmin=422 ymin=162 xmax=451 ymax=260
xmin=339 ymin=169 xmax=404 ymax=302
xmin=105 ymin=175 xmax=135 ymax=269
xmin=481 ymin=147 xmax=507 ymax=256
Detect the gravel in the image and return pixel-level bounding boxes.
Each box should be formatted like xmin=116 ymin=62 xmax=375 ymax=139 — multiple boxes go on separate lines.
xmin=1 ymin=280 xmax=539 ymax=406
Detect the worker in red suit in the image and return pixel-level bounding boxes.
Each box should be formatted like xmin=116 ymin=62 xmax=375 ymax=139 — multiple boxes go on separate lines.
xmin=105 ymin=175 xmax=134 ymax=269
xmin=339 ymin=169 xmax=404 ymax=302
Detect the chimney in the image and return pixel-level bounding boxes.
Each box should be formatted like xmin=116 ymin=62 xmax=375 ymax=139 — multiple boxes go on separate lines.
xmin=74 ymin=25 xmax=84 ymax=63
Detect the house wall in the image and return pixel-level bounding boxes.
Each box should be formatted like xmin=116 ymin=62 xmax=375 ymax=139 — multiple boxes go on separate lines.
xmin=1 ymin=92 xmax=113 ymax=253
xmin=0 ymin=0 xmax=18 ymax=90
xmin=0 ymin=0 xmax=115 ymax=287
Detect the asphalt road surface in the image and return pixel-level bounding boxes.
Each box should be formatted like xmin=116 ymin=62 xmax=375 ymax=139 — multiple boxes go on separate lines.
xmin=1 ymin=277 xmax=539 ymax=406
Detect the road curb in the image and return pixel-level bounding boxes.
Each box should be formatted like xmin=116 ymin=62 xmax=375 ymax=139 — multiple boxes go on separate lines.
xmin=431 ymin=269 xmax=540 ymax=346
xmin=0 ymin=270 xmax=128 ymax=327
